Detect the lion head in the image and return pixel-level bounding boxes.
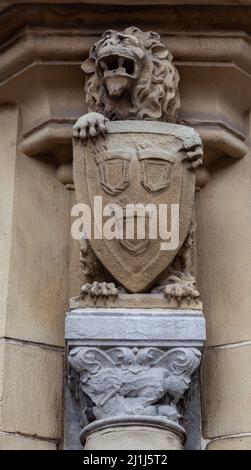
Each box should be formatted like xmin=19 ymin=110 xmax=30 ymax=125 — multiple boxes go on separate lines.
xmin=81 ymin=27 xmax=180 ymax=122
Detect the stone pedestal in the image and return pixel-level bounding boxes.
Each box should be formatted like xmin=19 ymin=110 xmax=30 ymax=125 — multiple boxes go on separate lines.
xmin=83 ymin=418 xmax=185 ymax=450
xmin=65 ymin=297 xmax=205 ymax=450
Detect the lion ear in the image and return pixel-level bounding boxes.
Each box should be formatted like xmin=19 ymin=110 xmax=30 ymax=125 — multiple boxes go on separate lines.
xmin=151 ymin=44 xmax=171 ymax=60
xmin=81 ymin=58 xmax=96 ymax=74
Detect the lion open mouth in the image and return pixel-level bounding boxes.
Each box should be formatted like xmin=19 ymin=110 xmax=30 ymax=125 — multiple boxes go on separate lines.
xmin=98 ymin=53 xmax=139 ymax=98
xmin=98 ymin=54 xmax=138 ymax=78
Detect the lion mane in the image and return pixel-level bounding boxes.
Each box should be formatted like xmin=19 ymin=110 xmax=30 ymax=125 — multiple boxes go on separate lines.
xmin=83 ymin=27 xmax=180 ymax=123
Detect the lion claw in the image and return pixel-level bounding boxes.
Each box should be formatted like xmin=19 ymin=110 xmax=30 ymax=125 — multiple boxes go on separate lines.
xmin=186 ymin=145 xmax=203 ymax=169
xmin=73 ymin=112 xmax=108 ymax=141
xmin=81 ymin=281 xmax=119 ymax=301
xmin=164 ymin=280 xmax=200 ymax=303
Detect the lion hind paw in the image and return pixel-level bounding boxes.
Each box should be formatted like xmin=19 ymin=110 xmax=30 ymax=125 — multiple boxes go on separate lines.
xmin=164 ymin=280 xmax=200 ymax=304
xmin=81 ymin=281 xmax=119 ymax=300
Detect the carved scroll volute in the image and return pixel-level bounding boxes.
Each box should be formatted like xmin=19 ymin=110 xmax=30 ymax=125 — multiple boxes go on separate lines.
xmin=68 ymin=346 xmax=201 ymax=424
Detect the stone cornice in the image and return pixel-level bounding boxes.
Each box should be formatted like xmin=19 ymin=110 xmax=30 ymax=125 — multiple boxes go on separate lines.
xmin=0 ymin=28 xmax=250 ymax=164
xmin=18 ymin=119 xmax=248 ymax=164
xmin=2 ymin=29 xmax=251 ymax=86
xmin=0 ymin=7 xmax=249 ymax=182
xmin=1 ymin=0 xmax=251 ymax=14
xmin=1 ymin=4 xmax=251 ymax=46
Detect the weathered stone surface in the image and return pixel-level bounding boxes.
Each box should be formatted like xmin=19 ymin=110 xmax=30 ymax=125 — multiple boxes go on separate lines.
xmin=66 ymin=307 xmax=205 ymax=347
xmin=69 ymin=346 xmax=201 ymax=425
xmin=77 ymin=27 xmax=180 ymax=123
xmin=0 ymin=8 xmax=249 ymax=165
xmin=64 ymin=363 xmax=203 ymax=450
xmin=69 ymin=191 xmax=83 ymax=299
xmin=196 ymin=153 xmax=251 ymax=346
xmin=0 ymin=432 xmax=57 ymax=450
xmin=66 ymin=302 xmax=205 ymax=449
xmin=72 ymin=27 xmax=203 ymax=303
xmin=0 ymin=104 xmax=72 ymax=347
xmin=84 ymin=423 xmax=183 ymax=451
xmin=201 ymin=344 xmax=251 ymax=438
xmin=0 ymin=342 xmax=63 ymax=439
xmin=2 ymin=1 xmax=251 ymax=13
xmin=73 ymin=121 xmax=201 ymax=295
xmin=70 ymin=292 xmax=202 ymax=310
xmin=0 ymin=105 xmax=19 ymax=338
xmin=3 ymin=153 xmax=71 ymax=347
xmin=1 ymin=1 xmax=251 ymax=454
xmin=207 ymin=436 xmax=251 ymax=450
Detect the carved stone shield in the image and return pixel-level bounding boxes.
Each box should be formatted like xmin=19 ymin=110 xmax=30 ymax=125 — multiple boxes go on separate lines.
xmin=73 ymin=121 xmax=197 ymax=292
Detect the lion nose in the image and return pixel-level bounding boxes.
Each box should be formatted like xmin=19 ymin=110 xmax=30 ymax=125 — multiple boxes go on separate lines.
xmin=105 ymin=38 xmax=117 ymax=47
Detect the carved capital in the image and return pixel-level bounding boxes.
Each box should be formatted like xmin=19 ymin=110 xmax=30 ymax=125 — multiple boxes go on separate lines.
xmin=68 ymin=346 xmax=201 ymax=430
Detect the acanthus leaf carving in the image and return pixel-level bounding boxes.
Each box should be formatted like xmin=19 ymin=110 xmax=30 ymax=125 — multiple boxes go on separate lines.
xmin=68 ymin=346 xmax=201 ymax=425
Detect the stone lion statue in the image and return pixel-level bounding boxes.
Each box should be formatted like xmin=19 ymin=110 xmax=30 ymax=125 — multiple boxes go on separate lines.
xmin=73 ymin=27 xmax=201 ymax=302
xmin=73 ymin=27 xmax=180 ymax=139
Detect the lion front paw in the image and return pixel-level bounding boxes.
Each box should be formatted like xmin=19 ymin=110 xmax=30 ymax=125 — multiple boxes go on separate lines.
xmin=73 ymin=112 xmax=108 ymax=141
xmin=81 ymin=281 xmax=119 ymax=300
xmin=164 ymin=280 xmax=200 ymax=303
xmin=184 ymin=144 xmax=203 ymax=169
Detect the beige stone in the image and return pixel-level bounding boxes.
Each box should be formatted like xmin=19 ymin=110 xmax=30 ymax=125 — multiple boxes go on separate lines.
xmin=0 ymin=431 xmax=57 ymax=450
xmin=0 ymin=105 xmax=19 ymax=338
xmin=4 ymin=152 xmax=71 ymax=347
xmin=73 ymin=120 xmax=201 ymax=296
xmin=84 ymin=425 xmax=183 ymax=451
xmin=70 ymin=292 xmax=202 ymax=310
xmin=196 ymin=151 xmax=251 ymax=346
xmin=0 ymin=342 xmax=63 ymax=439
xmin=201 ymin=344 xmax=251 ymax=438
xmin=71 ymin=27 xmax=203 ymax=303
xmin=0 ymin=104 xmax=72 ymax=347
xmin=0 ymin=9 xmax=250 ymax=165
xmin=0 ymin=1 xmax=251 ymax=452
xmin=207 ymin=436 xmax=251 ymax=450
xmin=78 ymin=27 xmax=179 ymax=123
xmin=68 ymin=191 xmax=83 ymax=300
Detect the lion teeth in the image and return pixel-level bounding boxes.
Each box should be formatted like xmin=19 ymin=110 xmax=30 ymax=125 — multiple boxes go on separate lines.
xmin=100 ymin=60 xmax=108 ymax=70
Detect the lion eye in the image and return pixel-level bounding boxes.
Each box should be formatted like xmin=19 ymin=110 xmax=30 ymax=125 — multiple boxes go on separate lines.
xmin=118 ymin=35 xmax=137 ymax=46
xmin=125 ymin=39 xmax=136 ymax=45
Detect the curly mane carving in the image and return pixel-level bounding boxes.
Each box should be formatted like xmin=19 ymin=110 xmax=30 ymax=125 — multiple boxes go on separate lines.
xmin=82 ymin=27 xmax=180 ymax=123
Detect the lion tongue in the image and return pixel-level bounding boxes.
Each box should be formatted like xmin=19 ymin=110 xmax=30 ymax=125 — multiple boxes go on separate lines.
xmin=104 ymin=74 xmax=129 ymax=97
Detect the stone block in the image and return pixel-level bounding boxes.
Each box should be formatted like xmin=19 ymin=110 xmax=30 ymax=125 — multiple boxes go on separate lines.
xmin=207 ymin=436 xmax=251 ymax=450
xmin=84 ymin=425 xmax=183 ymax=451
xmin=70 ymin=293 xmax=202 ymax=310
xmin=0 ymin=105 xmax=19 ymax=338
xmin=4 ymin=152 xmax=71 ymax=347
xmin=66 ymin=307 xmax=205 ymax=348
xmin=0 ymin=342 xmax=63 ymax=439
xmin=196 ymin=154 xmax=251 ymax=346
xmin=0 ymin=431 xmax=57 ymax=450
xmin=202 ymin=344 xmax=251 ymax=438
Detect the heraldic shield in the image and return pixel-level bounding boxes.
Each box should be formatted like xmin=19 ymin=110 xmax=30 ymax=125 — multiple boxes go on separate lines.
xmin=73 ymin=121 xmax=198 ymax=293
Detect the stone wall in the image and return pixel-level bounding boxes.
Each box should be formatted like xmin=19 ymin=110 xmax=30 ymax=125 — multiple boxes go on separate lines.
xmin=197 ymin=140 xmax=251 ymax=449
xmin=0 ymin=1 xmax=251 ymax=449
xmin=0 ymin=105 xmax=70 ymax=449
